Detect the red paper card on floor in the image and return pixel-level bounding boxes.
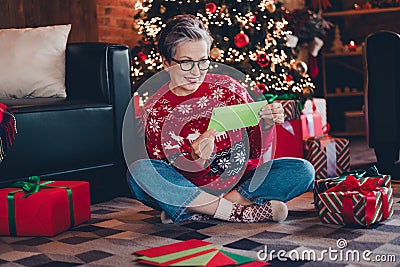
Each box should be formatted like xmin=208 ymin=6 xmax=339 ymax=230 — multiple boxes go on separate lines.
xmin=203 ymin=251 xmax=237 ymax=266
xmin=138 ymin=247 xmax=218 ymax=266
xmin=134 ymin=239 xmax=213 ymax=257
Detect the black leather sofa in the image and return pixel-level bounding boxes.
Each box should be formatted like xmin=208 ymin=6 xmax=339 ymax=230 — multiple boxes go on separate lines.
xmin=0 ymin=43 xmax=133 ymax=202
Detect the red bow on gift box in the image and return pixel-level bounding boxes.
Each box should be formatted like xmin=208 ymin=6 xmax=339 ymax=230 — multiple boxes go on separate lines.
xmin=325 ymin=175 xmax=390 ymax=227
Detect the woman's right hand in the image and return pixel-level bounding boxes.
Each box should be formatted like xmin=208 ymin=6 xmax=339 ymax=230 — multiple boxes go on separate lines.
xmin=190 ymin=129 xmax=217 ymax=161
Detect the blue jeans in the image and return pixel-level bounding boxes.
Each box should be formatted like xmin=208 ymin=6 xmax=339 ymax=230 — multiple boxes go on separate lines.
xmin=127 ymin=158 xmax=314 ymax=223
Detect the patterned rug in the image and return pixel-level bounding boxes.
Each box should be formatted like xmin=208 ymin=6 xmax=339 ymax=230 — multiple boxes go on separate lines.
xmin=0 ymin=183 xmax=399 ymax=267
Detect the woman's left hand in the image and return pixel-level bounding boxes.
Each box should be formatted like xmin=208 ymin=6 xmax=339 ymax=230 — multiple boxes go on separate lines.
xmin=259 ymin=102 xmax=285 ymax=129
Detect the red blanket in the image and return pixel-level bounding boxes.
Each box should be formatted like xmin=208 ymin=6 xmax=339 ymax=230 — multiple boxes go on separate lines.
xmin=0 ymin=103 xmax=17 ymax=160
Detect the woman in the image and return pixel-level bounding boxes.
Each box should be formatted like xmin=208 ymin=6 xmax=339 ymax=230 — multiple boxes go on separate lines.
xmin=127 ymin=14 xmax=314 ymax=224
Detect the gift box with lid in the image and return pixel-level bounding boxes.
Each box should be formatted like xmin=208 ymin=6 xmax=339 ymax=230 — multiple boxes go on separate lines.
xmin=313 ymin=166 xmax=392 ymax=209
xmin=301 ymin=98 xmax=327 ymax=139
xmin=303 ymin=98 xmax=327 ymax=126
xmin=316 ymin=175 xmax=393 ymax=227
xmin=304 ymin=135 xmax=350 ymax=180
xmin=274 ymin=99 xmax=302 ymax=121
xmin=0 ymin=177 xmax=91 ymax=236
xmin=301 ymin=111 xmax=324 ymax=139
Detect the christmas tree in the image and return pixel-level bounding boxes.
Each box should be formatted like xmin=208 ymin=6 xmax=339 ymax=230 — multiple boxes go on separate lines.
xmin=131 ymin=0 xmax=315 ymax=102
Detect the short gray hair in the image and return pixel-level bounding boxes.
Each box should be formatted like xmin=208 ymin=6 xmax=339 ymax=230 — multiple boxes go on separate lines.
xmin=158 ymin=14 xmax=213 ymax=63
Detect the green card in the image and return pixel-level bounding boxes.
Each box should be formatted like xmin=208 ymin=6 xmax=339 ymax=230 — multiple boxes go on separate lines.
xmin=207 ymin=101 xmax=267 ymax=132
xmin=220 ymin=250 xmax=256 ymax=265
xmin=171 ymin=250 xmax=219 ymax=266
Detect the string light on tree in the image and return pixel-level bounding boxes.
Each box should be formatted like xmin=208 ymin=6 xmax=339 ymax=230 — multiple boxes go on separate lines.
xmin=266 ymin=3 xmax=276 ymax=13
xmin=159 ymin=5 xmax=166 ymax=14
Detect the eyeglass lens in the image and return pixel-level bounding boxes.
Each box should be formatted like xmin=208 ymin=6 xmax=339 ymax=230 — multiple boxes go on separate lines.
xmin=180 ymin=59 xmax=210 ymax=71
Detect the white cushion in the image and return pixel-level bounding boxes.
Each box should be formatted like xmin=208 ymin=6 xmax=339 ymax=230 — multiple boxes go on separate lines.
xmin=0 ymin=24 xmax=71 ymax=99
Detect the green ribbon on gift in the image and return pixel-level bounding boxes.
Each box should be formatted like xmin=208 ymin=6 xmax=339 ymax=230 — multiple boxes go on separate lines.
xmin=7 ymin=176 xmax=75 ymax=236
xmin=262 ymin=93 xmax=300 ymax=103
xmin=260 ymin=93 xmax=304 ymax=111
xmin=340 ymin=165 xmax=380 ymax=179
xmin=322 ymin=165 xmax=380 ymax=184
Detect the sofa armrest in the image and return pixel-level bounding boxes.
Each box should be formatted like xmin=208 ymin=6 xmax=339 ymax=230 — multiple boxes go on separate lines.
xmin=66 ymin=42 xmax=132 ymax=104
xmin=66 ymin=42 xmax=133 ymax=169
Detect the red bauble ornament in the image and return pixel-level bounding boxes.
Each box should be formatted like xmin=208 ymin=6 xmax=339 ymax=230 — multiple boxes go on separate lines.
xmin=286 ymin=74 xmax=294 ymax=82
xmin=234 ymin=32 xmax=250 ymax=48
xmin=138 ymin=52 xmax=147 ymax=61
xmin=205 ymin=2 xmax=217 ymax=13
xmin=249 ymin=14 xmax=257 ymax=23
xmin=257 ymin=53 xmax=270 ymax=68
xmin=363 ymin=2 xmax=372 ymax=9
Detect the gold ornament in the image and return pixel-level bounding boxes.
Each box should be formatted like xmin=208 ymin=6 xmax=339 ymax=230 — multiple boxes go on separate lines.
xmin=302 ymin=87 xmax=314 ymax=99
xmin=210 ymin=47 xmax=222 ymax=60
xmin=293 ymin=60 xmax=308 ymax=76
xmin=266 ymin=3 xmax=276 ymax=13
xmin=160 ymin=5 xmax=166 ymax=14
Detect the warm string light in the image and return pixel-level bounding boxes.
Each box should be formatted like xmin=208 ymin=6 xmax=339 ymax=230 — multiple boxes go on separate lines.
xmin=258 ymin=0 xmax=275 ymax=12
xmin=134 ymin=0 xmax=144 ymax=10
xmin=139 ymin=17 xmax=163 ymax=38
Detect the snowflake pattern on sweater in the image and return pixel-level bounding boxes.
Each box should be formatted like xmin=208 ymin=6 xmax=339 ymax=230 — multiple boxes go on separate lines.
xmin=143 ymin=74 xmax=270 ymax=195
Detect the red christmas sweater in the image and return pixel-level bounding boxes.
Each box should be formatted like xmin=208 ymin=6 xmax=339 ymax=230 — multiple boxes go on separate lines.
xmin=143 ymin=73 xmax=272 ymax=194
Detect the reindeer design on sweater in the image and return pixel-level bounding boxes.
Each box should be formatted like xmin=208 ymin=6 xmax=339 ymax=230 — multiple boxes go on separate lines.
xmin=169 ymin=131 xmax=184 ymax=145
xmin=215 ymin=131 xmax=228 ymax=142
xmin=186 ymin=128 xmax=200 ymax=143
xmin=163 ymin=141 xmax=180 ymax=150
xmin=152 ymin=146 xmax=161 ymax=158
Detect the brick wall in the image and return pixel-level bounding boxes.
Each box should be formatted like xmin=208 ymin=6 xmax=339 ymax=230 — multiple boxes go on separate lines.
xmin=96 ymin=0 xmax=140 ymax=47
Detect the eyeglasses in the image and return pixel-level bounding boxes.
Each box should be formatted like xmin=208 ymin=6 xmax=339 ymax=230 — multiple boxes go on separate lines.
xmin=171 ymin=58 xmax=211 ymax=71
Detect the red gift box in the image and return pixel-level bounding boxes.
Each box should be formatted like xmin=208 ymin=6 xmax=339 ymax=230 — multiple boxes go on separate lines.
xmin=301 ymin=112 xmax=324 ymax=139
xmin=274 ymin=119 xmax=303 ymax=158
xmin=0 ymin=180 xmax=90 ymax=236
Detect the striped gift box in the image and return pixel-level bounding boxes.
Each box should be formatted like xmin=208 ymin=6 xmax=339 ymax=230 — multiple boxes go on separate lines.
xmin=275 ymin=100 xmax=302 ymax=121
xmin=317 ymin=187 xmax=393 ymax=227
xmin=304 ymin=136 xmax=350 ymax=180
